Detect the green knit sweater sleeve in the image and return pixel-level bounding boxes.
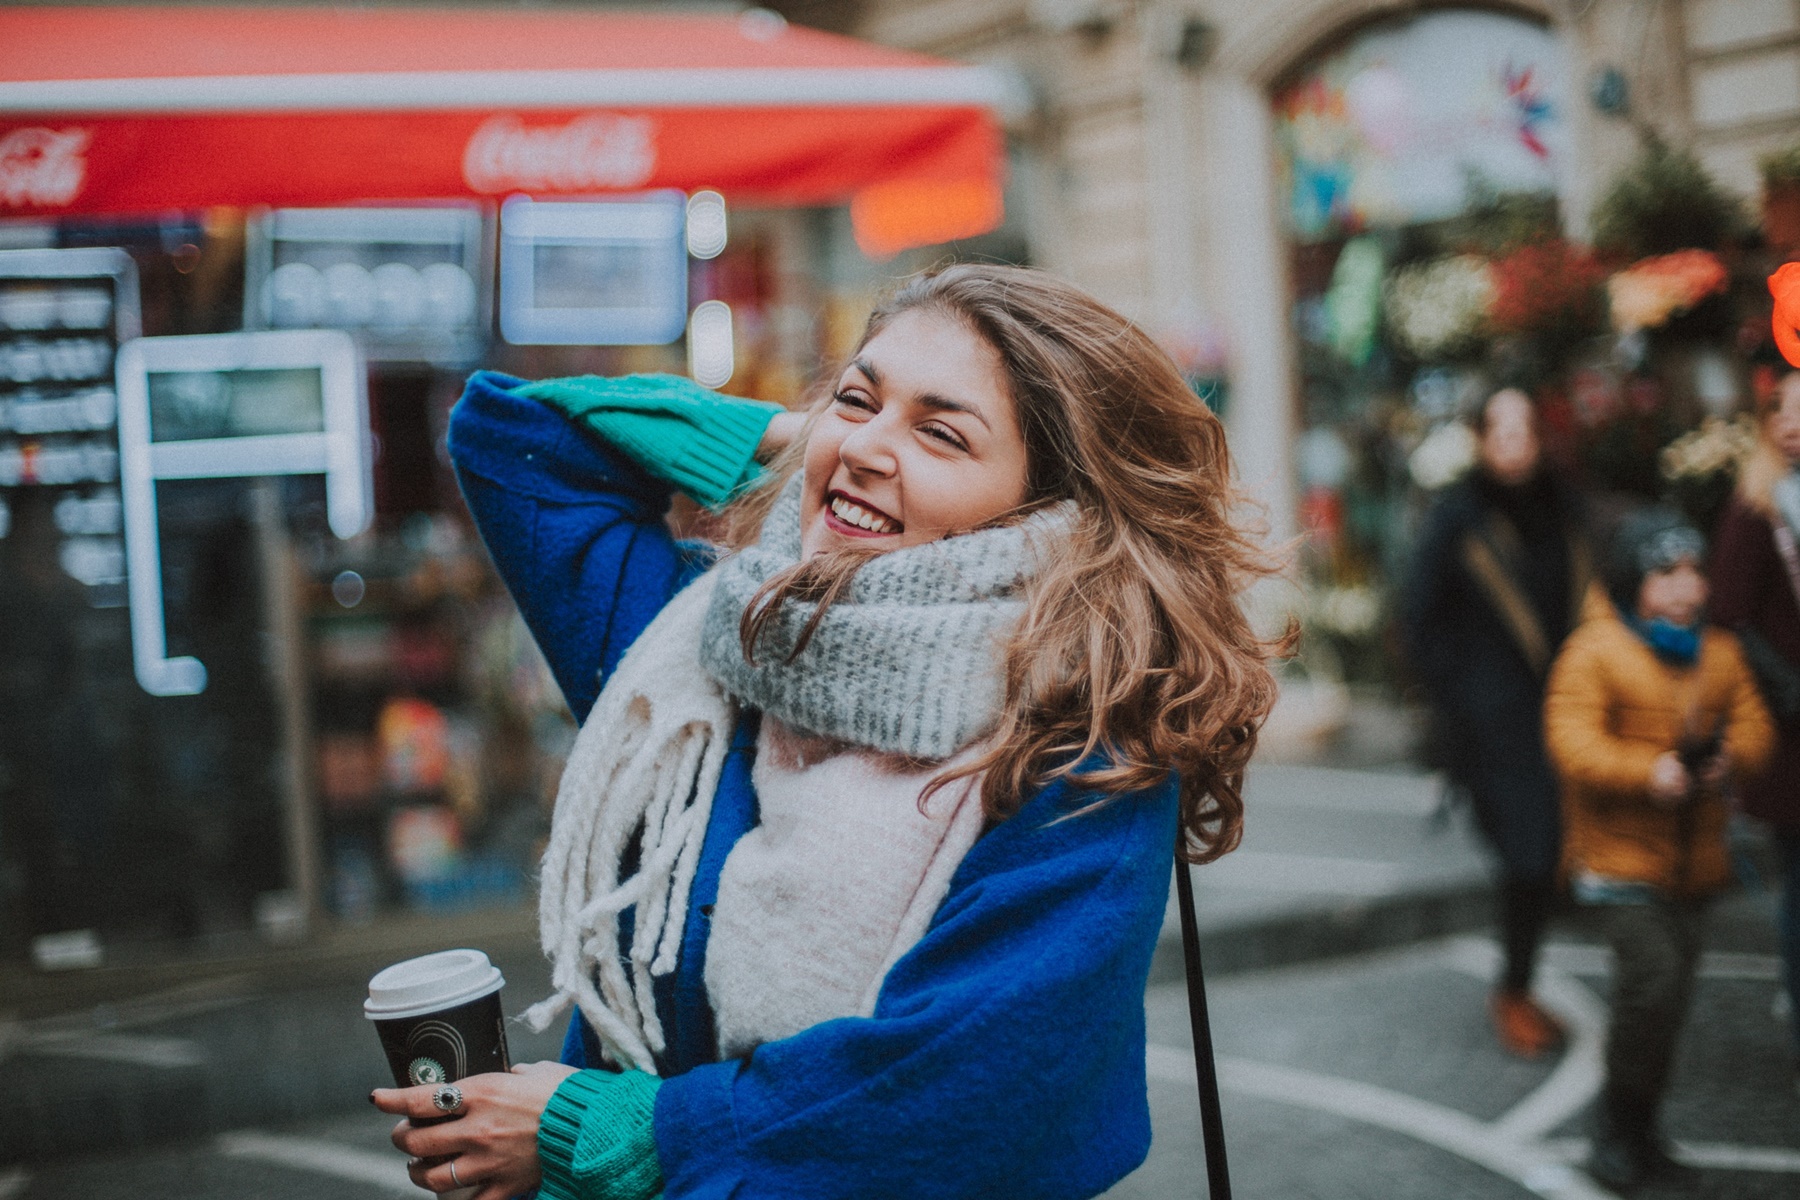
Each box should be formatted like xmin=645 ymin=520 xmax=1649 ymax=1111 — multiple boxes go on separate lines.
xmin=537 ymin=1069 xmax=664 ymax=1200
xmin=517 ymin=373 xmax=783 ymax=510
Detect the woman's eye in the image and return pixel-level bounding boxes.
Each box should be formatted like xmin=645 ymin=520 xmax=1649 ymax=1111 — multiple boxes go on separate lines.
xmin=922 ymin=423 xmax=968 ymax=451
xmin=832 ymin=390 xmax=874 ymax=413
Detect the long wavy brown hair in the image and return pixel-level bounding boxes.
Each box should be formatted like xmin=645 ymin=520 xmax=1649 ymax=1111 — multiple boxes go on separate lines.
xmin=727 ymin=265 xmax=1286 ymax=863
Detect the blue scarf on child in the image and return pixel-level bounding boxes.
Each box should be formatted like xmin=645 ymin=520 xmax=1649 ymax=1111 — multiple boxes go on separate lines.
xmin=1631 ymin=615 xmax=1701 ymax=666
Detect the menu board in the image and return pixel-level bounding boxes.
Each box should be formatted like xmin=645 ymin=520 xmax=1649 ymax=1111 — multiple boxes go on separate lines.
xmin=115 ymin=329 xmax=370 ymax=696
xmin=245 ymin=206 xmax=489 ymax=367
xmin=0 ymin=248 xmax=141 ymax=608
xmin=498 ymin=194 xmax=689 ymax=345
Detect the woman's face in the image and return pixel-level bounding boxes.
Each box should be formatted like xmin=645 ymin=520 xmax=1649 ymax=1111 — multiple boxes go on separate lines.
xmin=1478 ymin=389 xmax=1540 ymax=486
xmin=799 ymin=309 xmax=1030 ymax=558
xmin=1772 ymin=373 xmax=1800 ymax=464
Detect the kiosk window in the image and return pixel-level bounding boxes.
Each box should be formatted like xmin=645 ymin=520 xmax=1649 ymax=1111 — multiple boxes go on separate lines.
xmin=148 ymin=367 xmax=326 ymax=442
xmin=532 ymin=242 xmax=669 ymax=311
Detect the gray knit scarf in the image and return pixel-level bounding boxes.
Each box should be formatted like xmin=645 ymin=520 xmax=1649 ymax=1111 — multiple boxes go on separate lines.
xmin=525 ymin=473 xmax=1069 ymax=1070
xmin=700 ymin=473 xmax=1068 ymax=758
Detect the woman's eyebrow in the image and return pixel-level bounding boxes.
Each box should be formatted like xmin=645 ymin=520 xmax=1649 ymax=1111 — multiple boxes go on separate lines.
xmin=916 ymin=392 xmax=991 ymax=431
xmin=850 ymin=358 xmax=990 ymax=430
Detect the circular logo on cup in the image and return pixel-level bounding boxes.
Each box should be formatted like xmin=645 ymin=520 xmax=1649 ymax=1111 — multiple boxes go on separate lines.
xmin=408 ymin=1056 xmax=447 ymax=1086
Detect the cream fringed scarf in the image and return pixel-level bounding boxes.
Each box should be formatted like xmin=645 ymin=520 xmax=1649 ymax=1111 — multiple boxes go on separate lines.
xmin=525 ymin=476 xmax=1067 ymax=1072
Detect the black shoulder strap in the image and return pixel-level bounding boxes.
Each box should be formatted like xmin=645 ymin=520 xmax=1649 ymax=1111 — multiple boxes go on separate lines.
xmin=1175 ymin=856 xmax=1232 ymax=1200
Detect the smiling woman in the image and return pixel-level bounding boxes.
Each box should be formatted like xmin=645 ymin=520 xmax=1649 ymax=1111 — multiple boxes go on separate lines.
xmin=801 ymin=311 xmax=1028 ymax=552
xmin=373 ymin=264 xmax=1285 ymax=1200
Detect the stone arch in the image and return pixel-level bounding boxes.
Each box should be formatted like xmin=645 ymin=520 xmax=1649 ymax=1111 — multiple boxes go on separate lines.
xmin=1216 ymin=0 xmax=1560 ymax=89
xmin=1197 ymin=0 xmax=1578 ymax=546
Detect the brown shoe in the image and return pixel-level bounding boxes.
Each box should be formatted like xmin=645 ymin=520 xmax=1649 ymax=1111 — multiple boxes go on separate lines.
xmin=1490 ymin=989 xmax=1567 ymax=1059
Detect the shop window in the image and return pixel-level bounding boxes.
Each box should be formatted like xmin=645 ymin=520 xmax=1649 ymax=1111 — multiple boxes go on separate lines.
xmin=1271 ymin=8 xmax=1573 ymax=684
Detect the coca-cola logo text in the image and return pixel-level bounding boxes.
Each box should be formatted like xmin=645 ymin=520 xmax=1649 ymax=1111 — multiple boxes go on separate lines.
xmin=0 ymin=127 xmax=91 ymax=209
xmin=463 ymin=114 xmax=656 ymax=194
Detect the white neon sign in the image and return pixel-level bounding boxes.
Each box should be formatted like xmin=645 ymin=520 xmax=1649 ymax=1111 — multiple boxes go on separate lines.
xmin=115 ymin=330 xmax=371 ymax=696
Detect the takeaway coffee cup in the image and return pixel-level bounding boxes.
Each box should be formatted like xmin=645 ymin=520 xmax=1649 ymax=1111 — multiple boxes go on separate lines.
xmin=366 ymin=948 xmax=511 ymax=1091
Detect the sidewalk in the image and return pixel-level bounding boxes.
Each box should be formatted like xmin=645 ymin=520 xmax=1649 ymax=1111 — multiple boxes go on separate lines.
xmin=1151 ymin=761 xmax=1492 ymax=983
xmin=2 ymin=760 xmax=1496 ymax=1163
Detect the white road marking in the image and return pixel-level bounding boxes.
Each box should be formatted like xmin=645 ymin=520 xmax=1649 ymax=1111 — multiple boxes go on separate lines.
xmin=1440 ymin=937 xmax=1610 ymax=1144
xmin=1194 ymin=850 xmax=1408 ymax=897
xmin=0 ymin=1167 xmax=29 ymax=1200
xmin=1542 ymin=1137 xmax=1800 ymax=1173
xmin=1145 ymin=1043 xmax=1613 ymax=1200
xmin=27 ymin=1032 xmax=205 ymax=1069
xmin=216 ymin=1131 xmax=415 ymax=1195
xmin=3 ymin=975 xmax=248 ymax=1068
xmin=1147 ymin=934 xmax=1800 ymax=1195
xmin=1540 ymin=942 xmax=1784 ymax=982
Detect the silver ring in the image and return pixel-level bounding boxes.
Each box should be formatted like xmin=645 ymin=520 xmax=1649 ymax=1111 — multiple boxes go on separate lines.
xmin=432 ymin=1083 xmax=465 ymax=1114
xmin=449 ymin=1159 xmax=464 ymax=1188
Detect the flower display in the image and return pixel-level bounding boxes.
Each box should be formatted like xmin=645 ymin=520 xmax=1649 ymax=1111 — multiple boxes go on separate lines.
xmin=1488 ymin=239 xmax=1606 ymax=337
xmin=1658 ymin=415 xmax=1757 ymax=483
xmin=1384 ymin=256 xmax=1495 ymax=360
xmin=1605 ymin=249 xmax=1728 ymax=334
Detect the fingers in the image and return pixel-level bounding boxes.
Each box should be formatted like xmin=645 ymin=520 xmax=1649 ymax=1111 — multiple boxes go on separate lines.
xmin=372 ymin=1083 xmax=459 ymax=1121
xmin=407 ymin=1154 xmax=517 ymax=1197
xmin=407 ymin=1154 xmax=469 ymax=1194
xmin=392 ymin=1116 xmax=466 ymax=1160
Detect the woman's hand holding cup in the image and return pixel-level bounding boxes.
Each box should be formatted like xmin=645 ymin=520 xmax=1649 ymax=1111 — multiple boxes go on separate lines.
xmin=374 ymin=1061 xmax=577 ymax=1198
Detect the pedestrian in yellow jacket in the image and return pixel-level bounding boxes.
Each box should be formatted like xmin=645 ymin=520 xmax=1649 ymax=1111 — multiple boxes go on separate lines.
xmin=1544 ymin=506 xmax=1773 ymax=1194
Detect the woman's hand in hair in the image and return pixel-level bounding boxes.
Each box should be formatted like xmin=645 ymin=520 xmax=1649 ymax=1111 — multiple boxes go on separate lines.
xmin=757 ymin=409 xmax=809 ymax=463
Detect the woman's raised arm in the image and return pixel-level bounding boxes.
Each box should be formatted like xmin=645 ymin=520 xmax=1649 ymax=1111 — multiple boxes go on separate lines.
xmin=447 ymin=371 xmax=779 ymax=721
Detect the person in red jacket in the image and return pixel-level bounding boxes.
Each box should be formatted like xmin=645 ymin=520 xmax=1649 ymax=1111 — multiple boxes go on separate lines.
xmin=1710 ymin=367 xmax=1800 ymax=1091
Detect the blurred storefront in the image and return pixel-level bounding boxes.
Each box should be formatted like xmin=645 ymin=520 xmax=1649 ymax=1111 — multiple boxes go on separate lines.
xmin=0 ymin=6 xmax=1014 ymax=965
xmin=844 ymin=0 xmax=1800 ymax=687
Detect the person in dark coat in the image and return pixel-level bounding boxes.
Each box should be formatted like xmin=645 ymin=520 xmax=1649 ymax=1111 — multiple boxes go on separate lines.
xmin=1709 ymin=369 xmax=1800 ymax=1083
xmin=1400 ymin=388 xmax=1596 ymax=1058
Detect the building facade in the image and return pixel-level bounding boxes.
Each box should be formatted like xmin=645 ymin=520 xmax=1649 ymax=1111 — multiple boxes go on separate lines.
xmin=832 ymin=0 xmax=1800 ymax=549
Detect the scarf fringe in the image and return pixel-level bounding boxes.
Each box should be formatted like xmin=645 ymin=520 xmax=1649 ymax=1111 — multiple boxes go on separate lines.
xmin=527 ymin=576 xmax=735 ymax=1074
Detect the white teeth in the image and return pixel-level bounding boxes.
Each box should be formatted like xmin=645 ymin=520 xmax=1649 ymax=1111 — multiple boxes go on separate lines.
xmin=830 ymin=495 xmax=897 ymax=533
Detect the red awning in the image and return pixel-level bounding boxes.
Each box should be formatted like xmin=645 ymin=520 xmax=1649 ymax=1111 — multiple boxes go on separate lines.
xmin=0 ymin=6 xmax=1014 ymax=256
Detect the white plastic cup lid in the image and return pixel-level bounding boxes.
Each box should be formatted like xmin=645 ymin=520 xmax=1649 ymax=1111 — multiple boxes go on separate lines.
xmin=364 ymin=948 xmax=504 ymax=1020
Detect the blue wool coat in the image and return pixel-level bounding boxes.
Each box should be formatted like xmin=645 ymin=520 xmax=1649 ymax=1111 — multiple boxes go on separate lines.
xmin=449 ymin=371 xmax=1176 ymax=1200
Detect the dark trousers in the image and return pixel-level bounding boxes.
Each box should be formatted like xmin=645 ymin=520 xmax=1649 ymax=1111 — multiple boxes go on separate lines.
xmin=1595 ymin=898 xmax=1708 ymax=1130
xmin=1499 ymin=876 xmax=1556 ymax=993
xmin=1776 ymin=831 xmax=1800 ymax=1062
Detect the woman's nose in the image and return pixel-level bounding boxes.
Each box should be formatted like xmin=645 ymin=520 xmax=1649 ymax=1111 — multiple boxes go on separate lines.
xmin=838 ymin=413 xmax=899 ymax=476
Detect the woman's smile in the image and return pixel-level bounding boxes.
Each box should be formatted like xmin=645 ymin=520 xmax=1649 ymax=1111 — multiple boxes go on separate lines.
xmin=825 ymin=491 xmax=903 ymax=536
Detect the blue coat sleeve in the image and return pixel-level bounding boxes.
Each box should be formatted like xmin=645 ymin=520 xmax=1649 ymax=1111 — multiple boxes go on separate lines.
xmin=652 ymin=778 xmax=1178 ymax=1200
xmin=447 ymin=370 xmax=694 ymax=722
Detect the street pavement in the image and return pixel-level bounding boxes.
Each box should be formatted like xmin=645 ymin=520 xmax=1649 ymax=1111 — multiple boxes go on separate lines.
xmin=1110 ymin=915 xmax=1800 ymax=1200
xmin=4 ymin=762 xmax=1797 ymax=1198
xmin=1167 ymin=763 xmax=1490 ymax=977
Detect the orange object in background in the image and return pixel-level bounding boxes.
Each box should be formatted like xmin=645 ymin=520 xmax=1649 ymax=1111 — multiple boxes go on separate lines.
xmin=0 ymin=6 xmax=1011 ymax=256
xmin=1771 ymin=263 xmax=1800 ymax=367
xmin=851 ymin=177 xmax=1006 ymax=260
xmin=377 ymin=695 xmax=450 ymax=795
